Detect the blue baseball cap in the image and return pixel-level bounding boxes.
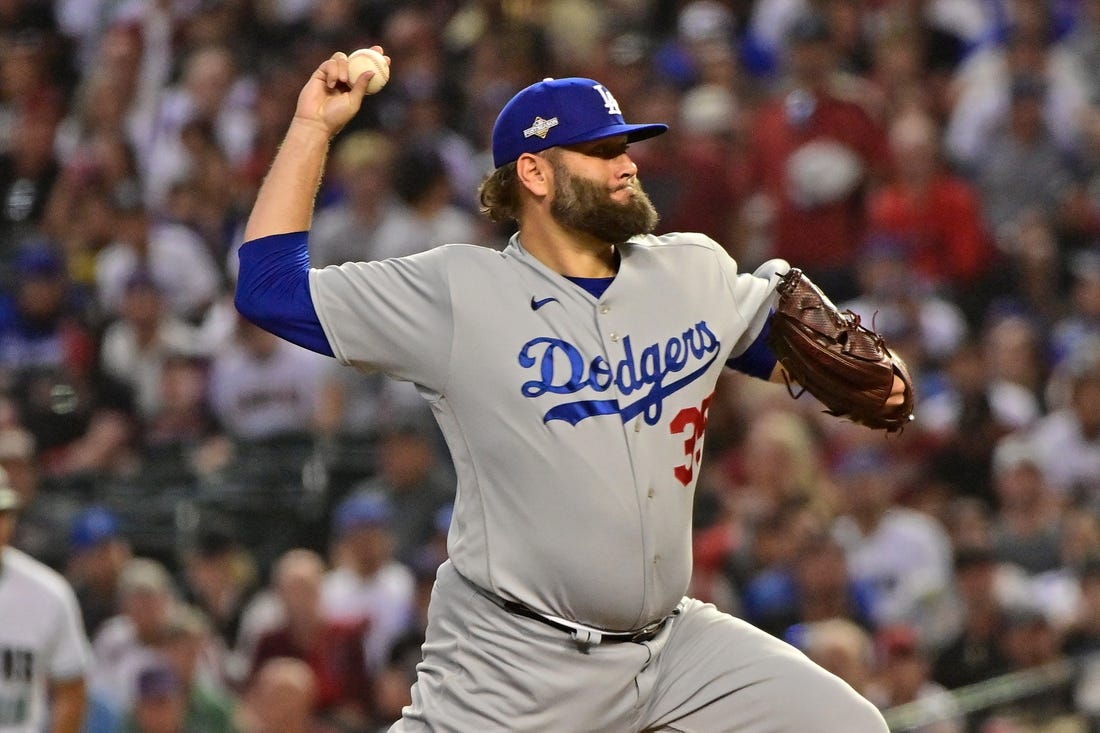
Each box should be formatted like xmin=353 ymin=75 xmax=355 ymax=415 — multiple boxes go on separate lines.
xmin=433 ymin=502 xmax=453 ymax=534
xmin=136 ymin=660 xmax=183 ymax=699
xmin=14 ymin=243 xmax=65 ymax=278
xmin=70 ymin=506 xmax=122 ymax=550
xmin=834 ymin=446 xmax=892 ymax=478
xmin=334 ymin=491 xmax=394 ymax=535
xmin=491 ymin=77 xmax=668 ymax=168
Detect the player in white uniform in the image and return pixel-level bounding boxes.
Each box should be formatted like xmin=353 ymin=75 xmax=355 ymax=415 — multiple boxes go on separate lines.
xmin=236 ymin=48 xmax=894 ymax=731
xmin=0 ymin=476 xmax=90 ymax=733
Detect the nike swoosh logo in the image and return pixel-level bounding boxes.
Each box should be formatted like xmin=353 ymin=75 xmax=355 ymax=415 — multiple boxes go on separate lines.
xmin=531 ymin=296 xmax=559 ymax=311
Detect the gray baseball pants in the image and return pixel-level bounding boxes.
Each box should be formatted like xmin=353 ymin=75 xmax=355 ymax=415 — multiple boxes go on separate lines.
xmin=390 ymin=561 xmax=888 ymax=732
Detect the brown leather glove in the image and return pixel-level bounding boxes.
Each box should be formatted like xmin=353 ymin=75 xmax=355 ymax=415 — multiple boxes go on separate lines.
xmin=768 ymin=268 xmax=915 ymax=432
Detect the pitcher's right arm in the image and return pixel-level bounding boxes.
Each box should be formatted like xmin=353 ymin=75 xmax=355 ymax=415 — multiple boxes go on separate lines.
xmin=235 ymin=49 xmax=388 ymax=356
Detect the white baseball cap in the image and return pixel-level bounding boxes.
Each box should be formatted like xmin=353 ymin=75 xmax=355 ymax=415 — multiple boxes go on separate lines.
xmin=0 ymin=466 xmax=19 ymax=512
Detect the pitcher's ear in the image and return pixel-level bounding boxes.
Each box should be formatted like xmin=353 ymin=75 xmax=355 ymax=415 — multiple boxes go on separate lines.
xmin=516 ymin=152 xmax=551 ymax=197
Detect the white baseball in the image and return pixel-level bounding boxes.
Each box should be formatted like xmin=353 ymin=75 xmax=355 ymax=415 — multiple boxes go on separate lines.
xmin=347 ymin=48 xmax=389 ymax=95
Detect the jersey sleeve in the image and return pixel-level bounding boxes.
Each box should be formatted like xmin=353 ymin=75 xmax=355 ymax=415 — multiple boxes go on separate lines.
xmin=48 ymin=579 xmax=91 ymax=681
xmin=309 ymin=246 xmax=454 ymax=392
xmin=725 ymin=312 xmax=776 ymax=379
xmin=235 ymin=232 xmax=335 ymax=356
xmin=714 ymin=245 xmax=787 ymax=365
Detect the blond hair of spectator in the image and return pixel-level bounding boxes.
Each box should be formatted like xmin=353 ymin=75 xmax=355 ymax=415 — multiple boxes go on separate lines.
xmin=238 ymin=656 xmax=319 ymax=733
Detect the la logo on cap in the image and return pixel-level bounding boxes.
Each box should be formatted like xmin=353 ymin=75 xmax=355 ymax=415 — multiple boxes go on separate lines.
xmin=592 ymin=84 xmax=621 ymax=115
xmin=524 ymin=116 xmax=559 ymax=139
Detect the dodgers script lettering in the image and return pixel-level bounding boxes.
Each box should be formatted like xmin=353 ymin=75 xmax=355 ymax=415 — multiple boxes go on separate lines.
xmin=517 ymin=321 xmax=720 ymax=426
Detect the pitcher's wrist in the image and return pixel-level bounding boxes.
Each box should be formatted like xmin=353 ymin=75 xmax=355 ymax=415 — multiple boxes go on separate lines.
xmin=288 ymin=116 xmax=335 ymax=142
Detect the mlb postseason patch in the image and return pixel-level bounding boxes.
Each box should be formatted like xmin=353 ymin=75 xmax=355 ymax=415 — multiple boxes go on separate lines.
xmin=524 ymin=116 xmax=559 ymax=139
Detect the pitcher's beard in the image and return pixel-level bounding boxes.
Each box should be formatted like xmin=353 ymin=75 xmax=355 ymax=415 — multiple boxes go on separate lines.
xmin=549 ymin=160 xmax=659 ymax=244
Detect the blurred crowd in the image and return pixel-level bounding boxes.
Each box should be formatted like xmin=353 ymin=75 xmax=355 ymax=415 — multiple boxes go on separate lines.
xmin=2 ymin=0 xmax=1100 ymax=731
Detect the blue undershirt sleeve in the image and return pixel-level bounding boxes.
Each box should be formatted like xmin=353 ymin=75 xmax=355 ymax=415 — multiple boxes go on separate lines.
xmin=234 ymin=231 xmax=334 ymax=357
xmin=726 ymin=311 xmax=777 ymax=380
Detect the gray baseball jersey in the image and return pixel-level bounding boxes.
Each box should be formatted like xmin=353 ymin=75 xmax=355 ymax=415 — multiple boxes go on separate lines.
xmin=310 ymin=232 xmax=778 ymax=632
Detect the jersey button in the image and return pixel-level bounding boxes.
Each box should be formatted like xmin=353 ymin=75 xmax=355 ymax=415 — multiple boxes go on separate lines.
xmin=599 ymin=304 xmax=610 ymax=314
xmin=609 ymin=332 xmax=619 ymax=341
xmin=647 ymin=488 xmax=654 ymax=499
xmin=653 ymin=554 xmax=661 ymax=564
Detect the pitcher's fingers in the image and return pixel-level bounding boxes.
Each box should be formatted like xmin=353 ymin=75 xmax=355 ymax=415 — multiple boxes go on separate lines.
xmin=364 ymin=45 xmax=391 ymax=67
xmin=885 ymin=373 xmax=908 ymax=407
xmin=322 ymin=52 xmax=350 ymax=88
xmin=348 ymin=67 xmax=372 ymax=103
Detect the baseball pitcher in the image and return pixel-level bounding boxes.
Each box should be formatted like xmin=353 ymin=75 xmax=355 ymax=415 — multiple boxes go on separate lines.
xmin=236 ymin=47 xmax=912 ymax=731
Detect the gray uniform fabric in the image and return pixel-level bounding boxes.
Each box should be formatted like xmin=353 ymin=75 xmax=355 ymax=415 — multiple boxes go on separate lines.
xmin=397 ymin=560 xmax=886 ymax=732
xmin=309 ymin=232 xmax=888 ymax=731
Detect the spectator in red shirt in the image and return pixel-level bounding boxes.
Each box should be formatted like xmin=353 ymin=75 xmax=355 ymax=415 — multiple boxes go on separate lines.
xmin=745 ymin=10 xmax=890 ymax=302
xmin=866 ymin=109 xmax=994 ymax=295
xmin=250 ymin=549 xmax=371 ymax=730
